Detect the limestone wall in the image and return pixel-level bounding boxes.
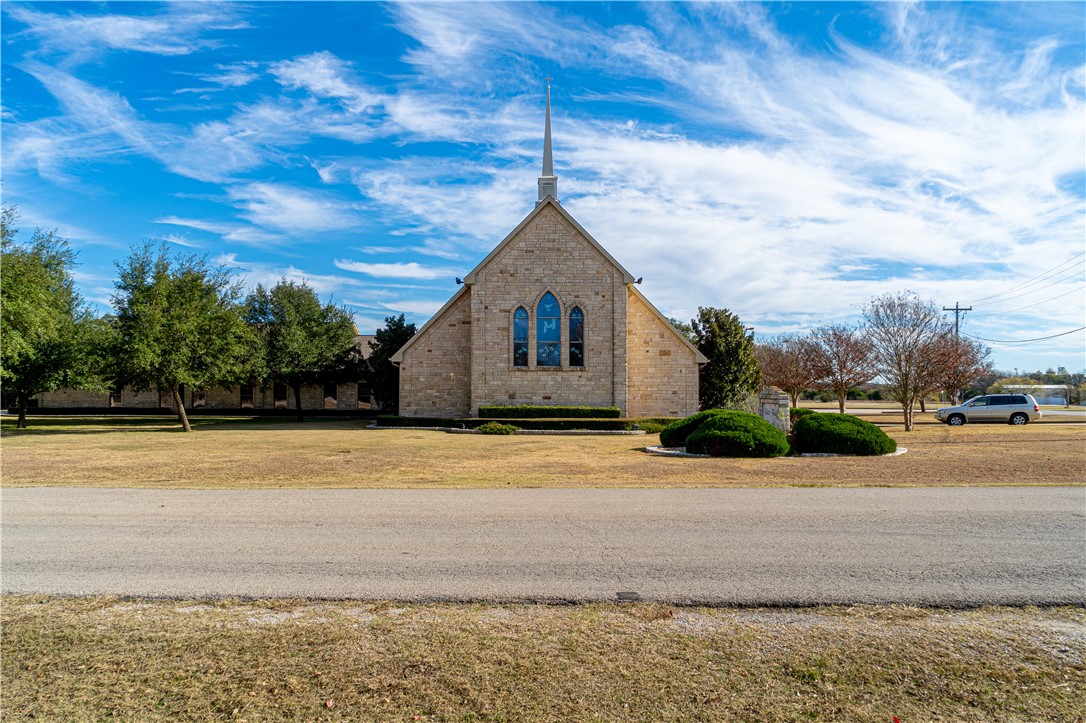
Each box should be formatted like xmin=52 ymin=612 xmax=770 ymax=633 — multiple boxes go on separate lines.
xmin=398 ymin=290 xmax=473 ymax=417
xmin=625 ymin=289 xmax=700 ymax=418
xmin=467 ymin=205 xmax=626 ymax=415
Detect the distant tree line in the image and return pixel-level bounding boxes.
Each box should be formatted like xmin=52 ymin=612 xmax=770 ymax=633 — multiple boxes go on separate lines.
xmin=1 ymin=208 xmax=414 ymax=431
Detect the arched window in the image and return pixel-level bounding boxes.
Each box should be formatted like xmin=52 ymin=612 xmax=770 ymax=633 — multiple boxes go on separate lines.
xmin=513 ymin=307 xmax=528 ymax=367
xmin=569 ymin=307 xmax=584 ymax=367
xmin=536 ymin=292 xmax=560 ymax=367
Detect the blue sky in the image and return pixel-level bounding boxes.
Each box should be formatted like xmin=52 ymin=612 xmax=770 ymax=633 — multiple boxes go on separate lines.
xmin=2 ymin=1 xmax=1084 ymax=374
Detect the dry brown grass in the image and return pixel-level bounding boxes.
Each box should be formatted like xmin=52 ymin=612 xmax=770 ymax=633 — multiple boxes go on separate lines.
xmin=2 ymin=596 xmax=1083 ymax=722
xmin=1 ymin=415 xmax=1083 ymax=489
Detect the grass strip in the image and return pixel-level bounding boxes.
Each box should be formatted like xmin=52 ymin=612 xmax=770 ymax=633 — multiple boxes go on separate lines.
xmin=3 ymin=597 xmax=1083 ymax=721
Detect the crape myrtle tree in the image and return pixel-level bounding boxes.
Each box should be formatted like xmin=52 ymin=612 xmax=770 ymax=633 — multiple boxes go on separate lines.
xmin=936 ymin=335 xmax=992 ymax=404
xmin=808 ymin=323 xmax=878 ymax=414
xmin=755 ymin=334 xmax=820 ymax=408
xmin=245 ymin=279 xmax=361 ymax=422
xmin=861 ymin=291 xmax=953 ymax=431
xmin=691 ymin=307 xmax=762 ymax=411
xmin=0 ymin=208 xmax=109 ymax=429
xmin=364 ymin=314 xmax=416 ymax=415
xmin=112 ymin=242 xmax=252 ymax=432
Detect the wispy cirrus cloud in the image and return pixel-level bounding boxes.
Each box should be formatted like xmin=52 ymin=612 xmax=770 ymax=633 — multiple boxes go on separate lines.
xmin=333 ymin=259 xmax=456 ymax=280
xmin=3 ymin=4 xmax=244 ymax=63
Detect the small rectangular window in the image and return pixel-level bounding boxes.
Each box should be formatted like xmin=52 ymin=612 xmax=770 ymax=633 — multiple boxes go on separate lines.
xmin=274 ymin=382 xmax=288 ymax=409
xmin=569 ymin=307 xmax=584 ymax=367
xmin=159 ymin=389 xmax=172 ymax=408
xmin=239 ymin=385 xmax=254 ymax=409
xmin=109 ymin=389 xmax=123 ymax=407
xmin=323 ymin=383 xmax=338 ymax=410
xmin=513 ymin=307 xmax=528 ymax=367
xmin=357 ymin=383 xmax=371 ymax=410
xmin=192 ymin=389 xmax=206 ymax=408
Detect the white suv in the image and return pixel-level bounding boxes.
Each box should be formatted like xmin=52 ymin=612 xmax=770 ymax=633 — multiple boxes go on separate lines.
xmin=934 ymin=394 xmax=1041 ymax=426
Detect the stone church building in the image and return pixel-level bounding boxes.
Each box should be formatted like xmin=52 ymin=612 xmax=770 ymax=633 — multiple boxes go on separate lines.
xmin=391 ymin=87 xmax=706 ymax=418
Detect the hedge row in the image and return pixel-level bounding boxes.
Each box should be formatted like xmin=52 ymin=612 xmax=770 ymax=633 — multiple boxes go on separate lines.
xmin=376 ymin=415 xmax=672 ymax=431
xmin=477 ymin=405 xmax=622 ymax=419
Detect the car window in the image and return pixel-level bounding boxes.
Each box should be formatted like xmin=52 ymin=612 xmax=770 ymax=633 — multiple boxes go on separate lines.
xmin=970 ymin=397 xmax=989 ymax=407
xmin=990 ymin=396 xmax=1009 ymax=406
xmin=1011 ymin=395 xmax=1027 ymax=405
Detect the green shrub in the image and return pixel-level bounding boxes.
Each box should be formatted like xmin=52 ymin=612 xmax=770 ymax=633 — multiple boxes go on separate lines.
xmin=790 ymin=407 xmax=816 ymax=424
xmin=477 ymin=405 xmax=621 ymax=419
xmin=792 ymin=413 xmax=896 ymax=456
xmin=476 ymin=421 xmax=520 ymax=435
xmin=658 ymin=409 xmax=729 ymax=447
xmin=685 ymin=411 xmax=790 ymax=458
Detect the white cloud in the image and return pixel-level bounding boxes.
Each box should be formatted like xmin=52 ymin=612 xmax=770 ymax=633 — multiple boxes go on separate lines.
xmin=227 ymin=183 xmax=364 ymax=234
xmin=333 ymin=260 xmax=455 ymax=280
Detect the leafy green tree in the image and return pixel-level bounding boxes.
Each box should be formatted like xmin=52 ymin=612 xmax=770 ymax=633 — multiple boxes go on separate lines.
xmin=365 ymin=314 xmax=416 ymax=415
xmin=245 ymin=279 xmax=361 ymax=422
xmin=690 ymin=307 xmax=761 ymax=410
xmin=112 ymin=242 xmax=251 ymax=432
xmin=1 ymin=209 xmax=108 ymax=429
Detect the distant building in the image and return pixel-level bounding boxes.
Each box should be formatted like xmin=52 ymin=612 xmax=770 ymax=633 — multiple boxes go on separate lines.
xmin=391 ymin=86 xmax=706 ymax=418
xmin=1002 ymin=384 xmax=1074 ymax=406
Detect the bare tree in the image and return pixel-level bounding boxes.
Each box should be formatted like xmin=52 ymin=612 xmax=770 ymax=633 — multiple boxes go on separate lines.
xmin=937 ymin=336 xmax=993 ymax=403
xmin=861 ymin=292 xmax=953 ymax=431
xmin=755 ymin=334 xmax=819 ymax=408
xmin=808 ymin=323 xmax=878 ymax=413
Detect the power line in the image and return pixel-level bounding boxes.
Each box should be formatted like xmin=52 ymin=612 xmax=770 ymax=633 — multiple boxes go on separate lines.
xmin=961 ymin=327 xmax=1086 ymax=345
xmin=973 ymin=285 xmax=1085 ymax=315
xmin=966 ymin=251 xmax=1085 ymax=305
xmin=972 ymin=266 xmax=1084 ymax=307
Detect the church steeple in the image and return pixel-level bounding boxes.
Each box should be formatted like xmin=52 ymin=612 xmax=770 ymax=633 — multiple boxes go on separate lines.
xmin=537 ymin=78 xmax=558 ymax=204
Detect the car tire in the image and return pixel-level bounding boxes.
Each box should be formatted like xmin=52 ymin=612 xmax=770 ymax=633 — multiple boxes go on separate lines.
xmin=947 ymin=414 xmax=965 ymax=426
xmin=1009 ymin=413 xmax=1029 ymax=426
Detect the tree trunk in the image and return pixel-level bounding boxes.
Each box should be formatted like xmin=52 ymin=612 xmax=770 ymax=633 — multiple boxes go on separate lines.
xmin=16 ymin=393 xmax=27 ymax=430
xmin=837 ymin=392 xmax=846 ymax=414
xmin=171 ymin=383 xmax=192 ymax=432
xmin=919 ymin=397 xmax=927 ymax=413
xmin=789 ymin=391 xmax=800 ymax=409
xmin=293 ymin=383 xmax=304 ymax=423
xmin=902 ymin=398 xmax=914 ymax=432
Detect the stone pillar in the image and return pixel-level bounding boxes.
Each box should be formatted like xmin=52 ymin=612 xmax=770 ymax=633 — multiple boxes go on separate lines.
xmin=759 ymin=387 xmax=790 ymax=432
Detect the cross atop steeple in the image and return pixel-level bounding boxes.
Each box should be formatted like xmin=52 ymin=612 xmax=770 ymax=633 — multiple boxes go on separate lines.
xmin=537 ymin=78 xmax=558 ymax=204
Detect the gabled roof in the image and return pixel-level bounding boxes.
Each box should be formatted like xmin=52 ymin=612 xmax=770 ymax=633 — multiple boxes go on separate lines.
xmin=389 ymin=286 xmax=468 ymax=364
xmin=463 ymin=197 xmax=636 ymax=284
xmin=629 ymin=286 xmax=709 ymax=365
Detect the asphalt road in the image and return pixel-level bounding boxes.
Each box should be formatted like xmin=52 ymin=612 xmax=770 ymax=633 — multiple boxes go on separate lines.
xmin=3 ymin=487 xmax=1083 ymax=606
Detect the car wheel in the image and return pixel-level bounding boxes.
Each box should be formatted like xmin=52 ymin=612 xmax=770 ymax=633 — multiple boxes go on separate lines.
xmin=1009 ymin=413 xmax=1029 ymax=426
xmin=947 ymin=414 xmax=965 ymax=426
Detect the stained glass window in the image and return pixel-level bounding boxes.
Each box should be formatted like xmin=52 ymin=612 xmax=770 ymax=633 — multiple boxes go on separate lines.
xmin=536 ymin=292 xmax=560 ymax=367
xmin=569 ymin=307 xmax=584 ymax=367
xmin=513 ymin=307 xmax=528 ymax=367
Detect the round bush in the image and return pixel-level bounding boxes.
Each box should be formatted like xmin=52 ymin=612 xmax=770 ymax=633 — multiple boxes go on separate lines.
xmin=792 ymin=413 xmax=896 ymax=456
xmin=476 ymin=422 xmax=520 ymax=435
xmin=685 ymin=411 xmax=790 ymax=458
xmin=790 ymin=407 xmax=816 ymax=425
xmin=659 ymin=409 xmax=729 ymax=447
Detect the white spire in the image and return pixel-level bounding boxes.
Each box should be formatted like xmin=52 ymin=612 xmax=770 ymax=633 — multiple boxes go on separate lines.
xmin=537 ymin=78 xmax=558 ymax=204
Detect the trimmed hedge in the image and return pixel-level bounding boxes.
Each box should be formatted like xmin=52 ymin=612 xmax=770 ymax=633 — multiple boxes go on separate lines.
xmin=477 ymin=405 xmax=622 ymax=419
xmin=376 ymin=415 xmax=672 ymax=431
xmin=659 ymin=409 xmax=730 ymax=447
xmin=685 ymin=411 xmax=790 ymax=458
xmin=792 ymin=413 xmax=896 ymax=456
xmin=476 ymin=422 xmax=520 ymax=435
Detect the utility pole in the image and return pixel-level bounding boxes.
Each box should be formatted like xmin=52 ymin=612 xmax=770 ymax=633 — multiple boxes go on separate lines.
xmin=943 ymin=302 xmax=972 ymax=338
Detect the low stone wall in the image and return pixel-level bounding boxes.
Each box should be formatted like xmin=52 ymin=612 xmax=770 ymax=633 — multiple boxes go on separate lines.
xmin=759 ymin=387 xmax=790 ymax=432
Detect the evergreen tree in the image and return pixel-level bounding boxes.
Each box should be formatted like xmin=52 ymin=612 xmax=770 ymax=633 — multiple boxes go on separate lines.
xmin=245 ymin=279 xmax=361 ymax=422
xmin=365 ymin=314 xmax=416 ymax=415
xmin=690 ymin=307 xmax=761 ymax=410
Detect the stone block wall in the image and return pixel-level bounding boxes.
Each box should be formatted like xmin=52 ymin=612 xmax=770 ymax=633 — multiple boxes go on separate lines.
xmin=397 ymin=290 xmax=473 ymax=417
xmin=759 ymin=387 xmax=790 ymax=432
xmin=625 ymin=289 xmax=700 ymax=418
xmin=467 ymin=205 xmax=626 ymax=415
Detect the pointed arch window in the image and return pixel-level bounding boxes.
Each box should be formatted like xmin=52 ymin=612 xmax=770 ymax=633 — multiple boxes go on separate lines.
xmin=536 ymin=292 xmax=560 ymax=367
xmin=513 ymin=307 xmax=528 ymax=367
xmin=569 ymin=307 xmax=584 ymax=367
